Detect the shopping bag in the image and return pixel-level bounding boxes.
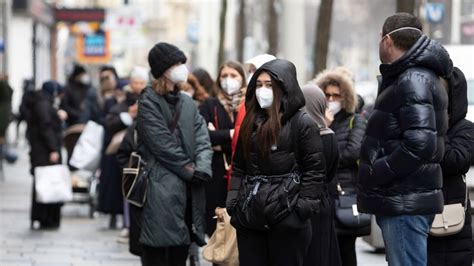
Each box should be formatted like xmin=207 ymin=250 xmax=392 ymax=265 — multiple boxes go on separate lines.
xmin=203 ymin=208 xmax=239 ymax=266
xmin=35 ymin=164 xmax=72 ymax=203
xmin=69 ymin=120 xmax=104 ymax=171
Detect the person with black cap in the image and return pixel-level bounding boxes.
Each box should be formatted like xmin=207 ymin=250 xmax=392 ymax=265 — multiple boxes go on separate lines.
xmin=26 ymin=80 xmax=66 ymax=230
xmin=136 ymin=42 xmax=213 ymax=266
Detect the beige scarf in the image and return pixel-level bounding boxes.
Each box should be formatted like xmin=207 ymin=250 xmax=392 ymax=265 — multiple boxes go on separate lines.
xmin=217 ymin=87 xmax=246 ymax=122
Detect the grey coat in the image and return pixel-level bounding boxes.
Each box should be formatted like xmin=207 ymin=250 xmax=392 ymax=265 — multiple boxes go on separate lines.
xmin=136 ymin=87 xmax=213 ymax=247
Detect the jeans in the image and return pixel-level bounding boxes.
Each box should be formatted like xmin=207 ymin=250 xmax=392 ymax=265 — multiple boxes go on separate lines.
xmin=376 ymin=214 xmax=435 ymax=266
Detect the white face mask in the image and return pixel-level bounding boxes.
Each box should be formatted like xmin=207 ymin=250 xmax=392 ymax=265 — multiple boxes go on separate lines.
xmin=328 ymin=101 xmax=342 ymax=115
xmin=220 ymin=78 xmax=241 ymax=95
xmin=79 ymin=74 xmax=91 ymax=85
xmin=256 ymin=87 xmax=273 ymax=109
xmin=168 ymin=64 xmax=189 ymax=84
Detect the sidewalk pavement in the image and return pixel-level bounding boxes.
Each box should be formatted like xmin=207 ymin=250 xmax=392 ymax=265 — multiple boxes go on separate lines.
xmin=0 ymin=146 xmax=386 ymax=266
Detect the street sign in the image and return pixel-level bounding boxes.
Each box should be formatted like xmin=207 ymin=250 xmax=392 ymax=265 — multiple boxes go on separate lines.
xmin=426 ymin=3 xmax=445 ymax=24
xmin=76 ymin=31 xmax=111 ymax=64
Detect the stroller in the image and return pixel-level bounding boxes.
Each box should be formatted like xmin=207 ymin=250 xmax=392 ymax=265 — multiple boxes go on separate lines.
xmin=64 ymin=124 xmax=99 ymax=218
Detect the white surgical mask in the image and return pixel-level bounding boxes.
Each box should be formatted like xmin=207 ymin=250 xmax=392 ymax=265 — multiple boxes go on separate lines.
xmin=79 ymin=74 xmax=91 ymax=85
xmin=328 ymin=101 xmax=342 ymax=115
xmin=169 ymin=64 xmax=189 ymax=84
xmin=256 ymin=87 xmax=273 ymax=109
xmin=220 ymin=78 xmax=241 ymax=95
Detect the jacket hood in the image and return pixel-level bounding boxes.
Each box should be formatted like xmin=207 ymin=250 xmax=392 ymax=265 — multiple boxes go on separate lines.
xmin=246 ymin=59 xmax=305 ymax=124
xmin=380 ymin=36 xmax=453 ymax=89
xmin=314 ymin=69 xmax=358 ymax=113
xmin=448 ymin=67 xmax=468 ymax=127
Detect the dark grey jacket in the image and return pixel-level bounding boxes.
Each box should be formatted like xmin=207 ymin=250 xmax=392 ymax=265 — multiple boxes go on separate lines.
xmin=136 ymin=87 xmax=213 ymax=247
xmin=357 ymin=36 xmax=451 ymax=216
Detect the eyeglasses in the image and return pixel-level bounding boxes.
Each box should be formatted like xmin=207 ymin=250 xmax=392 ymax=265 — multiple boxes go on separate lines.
xmin=325 ymin=93 xmax=342 ymax=100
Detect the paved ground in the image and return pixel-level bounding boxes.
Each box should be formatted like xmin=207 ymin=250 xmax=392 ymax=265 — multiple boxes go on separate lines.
xmin=0 ymin=145 xmax=387 ymax=265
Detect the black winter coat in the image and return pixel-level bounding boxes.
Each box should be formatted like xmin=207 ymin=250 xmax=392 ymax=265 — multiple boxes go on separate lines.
xmin=357 ymin=36 xmax=451 ymax=216
xmin=199 ymin=97 xmax=236 ymax=235
xmin=427 ymin=67 xmax=474 ymax=266
xmin=97 ymin=99 xmax=128 ymax=214
xmin=226 ymin=59 xmax=326 ymax=230
xmin=330 ymin=111 xmax=365 ymax=193
xmin=60 ymin=81 xmax=100 ymax=126
xmin=26 ymin=91 xmax=63 ymax=173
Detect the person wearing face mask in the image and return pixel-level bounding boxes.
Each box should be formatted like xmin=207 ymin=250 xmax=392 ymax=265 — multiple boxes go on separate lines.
xmin=226 ymin=59 xmax=326 ymax=266
xmin=302 ymin=83 xmax=341 ymax=266
xmin=198 ymin=60 xmax=246 ymax=238
xmin=61 ymin=64 xmax=101 ymax=168
xmin=358 ymin=13 xmax=452 ymax=266
xmin=314 ymin=67 xmax=366 ymax=266
xmin=27 ymin=81 xmax=66 ymax=230
xmin=137 ymin=42 xmax=213 ymax=266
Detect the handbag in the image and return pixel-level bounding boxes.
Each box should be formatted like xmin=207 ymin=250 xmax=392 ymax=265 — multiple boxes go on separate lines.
xmin=105 ymin=129 xmax=127 ymax=155
xmin=430 ymin=175 xmax=467 ymax=237
xmin=35 ymin=164 xmax=73 ymax=203
xmin=122 ymin=98 xmax=183 ymax=207
xmin=203 ymin=208 xmax=239 ymax=266
xmin=122 ymin=150 xmax=149 ymax=207
xmin=69 ymin=120 xmax=104 ymax=171
xmin=335 ymin=184 xmax=371 ymax=236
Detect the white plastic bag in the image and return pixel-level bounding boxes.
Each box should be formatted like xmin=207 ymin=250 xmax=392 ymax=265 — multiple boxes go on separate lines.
xmin=69 ymin=120 xmax=104 ymax=171
xmin=35 ymin=164 xmax=72 ymax=203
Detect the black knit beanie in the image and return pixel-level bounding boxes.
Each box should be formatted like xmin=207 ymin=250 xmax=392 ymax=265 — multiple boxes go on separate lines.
xmin=148 ymin=43 xmax=187 ymax=79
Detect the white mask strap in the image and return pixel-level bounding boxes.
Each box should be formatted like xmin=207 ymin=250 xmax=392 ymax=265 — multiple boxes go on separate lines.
xmin=385 ymin=27 xmax=422 ymax=37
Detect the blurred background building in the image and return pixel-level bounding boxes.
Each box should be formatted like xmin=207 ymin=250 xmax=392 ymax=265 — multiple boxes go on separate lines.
xmin=1 ymin=0 xmax=473 ymax=112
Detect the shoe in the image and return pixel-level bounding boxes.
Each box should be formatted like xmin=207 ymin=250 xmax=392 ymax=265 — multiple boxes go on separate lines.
xmin=119 ymin=228 xmax=129 ymax=238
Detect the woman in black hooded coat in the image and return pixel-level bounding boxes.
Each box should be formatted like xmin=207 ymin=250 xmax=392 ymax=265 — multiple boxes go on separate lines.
xmin=226 ymin=59 xmax=326 ymax=266
xmin=27 ymin=81 xmax=65 ymax=229
xmin=427 ymin=67 xmax=474 ymax=266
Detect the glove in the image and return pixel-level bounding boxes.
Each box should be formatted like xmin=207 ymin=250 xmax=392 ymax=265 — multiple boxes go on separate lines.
xmin=190 ymin=171 xmax=211 ymax=184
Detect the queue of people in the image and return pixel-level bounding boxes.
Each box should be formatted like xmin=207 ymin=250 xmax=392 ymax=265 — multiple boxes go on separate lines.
xmin=16 ymin=11 xmax=473 ymax=266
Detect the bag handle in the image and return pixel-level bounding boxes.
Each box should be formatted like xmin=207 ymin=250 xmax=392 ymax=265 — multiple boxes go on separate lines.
xmin=463 ymin=174 xmax=468 ymax=211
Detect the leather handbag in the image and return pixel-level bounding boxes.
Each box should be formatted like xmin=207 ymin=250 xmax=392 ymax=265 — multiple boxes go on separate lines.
xmin=430 ymin=175 xmax=467 ymax=237
xmin=203 ymin=208 xmax=239 ymax=266
xmin=334 ymin=184 xmax=371 ymax=236
xmin=122 ymin=150 xmax=149 ymax=207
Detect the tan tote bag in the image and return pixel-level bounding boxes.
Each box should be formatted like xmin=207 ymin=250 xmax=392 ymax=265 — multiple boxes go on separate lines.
xmin=203 ymin=208 xmax=239 ymax=266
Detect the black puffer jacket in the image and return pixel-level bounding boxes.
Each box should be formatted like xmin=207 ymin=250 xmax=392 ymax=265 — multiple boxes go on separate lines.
xmin=330 ymin=111 xmax=366 ymax=192
xmin=226 ymin=59 xmax=326 ymax=229
xmin=357 ymin=36 xmax=451 ymax=215
xmin=427 ymin=67 xmax=474 ymax=266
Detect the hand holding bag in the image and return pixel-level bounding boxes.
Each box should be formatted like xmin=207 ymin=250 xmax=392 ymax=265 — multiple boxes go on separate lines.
xmin=430 ymin=175 xmax=467 ymax=237
xmin=105 ymin=129 xmax=127 ymax=155
xmin=35 ymin=164 xmax=73 ymax=203
xmin=203 ymin=208 xmax=239 ymax=266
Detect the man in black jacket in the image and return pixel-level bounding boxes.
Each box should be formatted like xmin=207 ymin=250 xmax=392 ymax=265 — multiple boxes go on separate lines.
xmin=357 ymin=13 xmax=452 ymax=266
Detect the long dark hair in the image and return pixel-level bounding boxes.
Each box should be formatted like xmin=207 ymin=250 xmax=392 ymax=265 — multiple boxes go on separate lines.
xmin=239 ymin=72 xmax=283 ymax=159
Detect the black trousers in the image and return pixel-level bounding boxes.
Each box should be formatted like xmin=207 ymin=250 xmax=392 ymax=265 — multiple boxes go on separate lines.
xmin=236 ymin=221 xmax=312 ymax=266
xmin=141 ymin=245 xmax=189 ymax=266
xmin=337 ymin=235 xmax=357 ymax=266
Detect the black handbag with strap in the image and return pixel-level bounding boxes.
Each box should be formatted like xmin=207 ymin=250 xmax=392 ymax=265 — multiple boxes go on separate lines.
xmin=334 ymin=184 xmax=371 ymax=236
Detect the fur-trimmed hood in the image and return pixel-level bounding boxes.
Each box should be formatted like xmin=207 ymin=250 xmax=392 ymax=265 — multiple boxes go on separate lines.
xmin=314 ymin=69 xmax=358 ymax=114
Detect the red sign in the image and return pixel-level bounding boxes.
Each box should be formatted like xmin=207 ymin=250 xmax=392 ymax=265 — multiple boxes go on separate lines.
xmin=55 ymin=9 xmax=105 ymax=22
